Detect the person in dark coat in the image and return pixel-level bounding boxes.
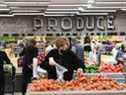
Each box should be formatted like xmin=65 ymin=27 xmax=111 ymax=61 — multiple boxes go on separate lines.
xmin=0 ymin=50 xmax=11 ymax=95
xmin=40 ymin=38 xmax=85 ymax=81
xmin=19 ymin=39 xmax=38 ymax=95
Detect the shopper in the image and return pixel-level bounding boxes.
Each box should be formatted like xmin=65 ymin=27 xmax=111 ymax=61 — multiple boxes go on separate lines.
xmin=19 ymin=39 xmax=38 ymax=95
xmin=39 ymin=37 xmax=85 ymax=81
xmin=0 ymin=50 xmax=11 ymax=95
xmin=45 ymin=42 xmax=56 ymax=55
xmin=84 ymin=35 xmax=91 ymax=52
xmin=74 ymin=38 xmax=84 ymax=64
xmin=116 ymin=44 xmax=125 ymax=65
xmin=95 ymin=41 xmax=102 ymax=66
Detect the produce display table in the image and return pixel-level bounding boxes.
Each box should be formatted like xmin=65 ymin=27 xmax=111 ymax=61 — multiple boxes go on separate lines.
xmin=26 ymin=73 xmax=126 ymax=95
xmin=26 ymin=90 xmax=126 ymax=95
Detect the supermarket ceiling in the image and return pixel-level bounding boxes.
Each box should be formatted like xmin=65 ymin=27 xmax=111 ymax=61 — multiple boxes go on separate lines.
xmin=0 ymin=0 xmax=126 ymax=16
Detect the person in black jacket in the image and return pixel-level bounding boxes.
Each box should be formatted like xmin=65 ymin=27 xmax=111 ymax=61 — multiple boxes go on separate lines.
xmin=0 ymin=50 xmax=11 ymax=95
xmin=19 ymin=39 xmax=38 ymax=95
xmin=40 ymin=37 xmax=85 ymax=81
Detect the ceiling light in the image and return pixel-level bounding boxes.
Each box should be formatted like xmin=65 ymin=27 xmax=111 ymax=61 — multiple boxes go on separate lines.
xmin=88 ymin=0 xmax=95 ymax=4
xmin=0 ymin=14 xmax=14 ymax=17
xmin=45 ymin=11 xmax=79 ymax=14
xmin=78 ymin=7 xmax=85 ymax=12
xmin=13 ymin=13 xmax=44 ymax=15
xmin=87 ymin=4 xmax=92 ymax=8
xmin=121 ymin=8 xmax=126 ymax=11
xmin=78 ymin=13 xmax=108 ymax=15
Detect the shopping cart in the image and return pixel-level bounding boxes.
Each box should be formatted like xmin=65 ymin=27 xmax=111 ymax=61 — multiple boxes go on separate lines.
xmin=4 ymin=64 xmax=16 ymax=95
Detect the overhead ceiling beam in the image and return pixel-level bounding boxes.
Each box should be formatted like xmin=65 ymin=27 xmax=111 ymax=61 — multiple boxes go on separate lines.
xmin=0 ymin=8 xmax=10 ymax=11
xmin=13 ymin=12 xmax=44 ymax=15
xmin=95 ymin=0 xmax=126 ymax=2
xmin=79 ymin=9 xmax=116 ymax=12
xmin=0 ymin=14 xmax=14 ymax=17
xmin=5 ymin=2 xmax=50 ymax=7
xmin=12 ymin=10 xmax=40 ymax=13
xmin=78 ymin=12 xmax=108 ymax=15
xmin=48 ymin=4 xmax=81 ymax=7
xmin=46 ymin=8 xmax=78 ymax=11
xmin=45 ymin=11 xmax=79 ymax=14
xmin=44 ymin=14 xmax=74 ymax=16
xmin=4 ymin=0 xmax=50 ymax=2
xmin=88 ymin=6 xmax=126 ymax=9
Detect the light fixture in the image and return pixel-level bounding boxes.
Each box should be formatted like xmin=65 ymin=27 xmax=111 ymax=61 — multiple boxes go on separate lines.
xmin=0 ymin=8 xmax=10 ymax=11
xmin=0 ymin=14 xmax=14 ymax=17
xmin=45 ymin=11 xmax=79 ymax=14
xmin=79 ymin=10 xmax=116 ymax=12
xmin=88 ymin=0 xmax=95 ymax=4
xmin=46 ymin=8 xmax=78 ymax=11
xmin=5 ymin=2 xmax=50 ymax=7
xmin=78 ymin=13 xmax=108 ymax=15
xmin=78 ymin=7 xmax=85 ymax=12
xmin=87 ymin=0 xmax=95 ymax=8
xmin=87 ymin=4 xmax=92 ymax=8
xmin=13 ymin=13 xmax=45 ymax=15
xmin=121 ymin=8 xmax=126 ymax=11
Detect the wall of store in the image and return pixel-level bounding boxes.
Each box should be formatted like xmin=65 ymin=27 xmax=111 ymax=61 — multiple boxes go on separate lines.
xmin=0 ymin=11 xmax=126 ymax=36
xmin=0 ymin=16 xmax=33 ymax=35
xmin=115 ymin=11 xmax=126 ymax=33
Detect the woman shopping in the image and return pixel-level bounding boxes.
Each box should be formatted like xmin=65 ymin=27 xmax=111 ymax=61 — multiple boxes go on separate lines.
xmin=39 ymin=37 xmax=85 ymax=81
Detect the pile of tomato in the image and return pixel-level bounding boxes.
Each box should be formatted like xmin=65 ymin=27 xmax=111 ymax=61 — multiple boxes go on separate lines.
xmin=27 ymin=72 xmax=126 ymax=91
xmin=99 ymin=63 xmax=123 ymax=73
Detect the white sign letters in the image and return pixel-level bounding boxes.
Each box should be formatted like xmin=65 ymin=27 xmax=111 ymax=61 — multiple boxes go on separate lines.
xmin=33 ymin=15 xmax=115 ymax=32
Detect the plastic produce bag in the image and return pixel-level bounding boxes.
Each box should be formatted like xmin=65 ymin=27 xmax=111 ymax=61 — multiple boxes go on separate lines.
xmin=55 ymin=63 xmax=67 ymax=82
xmin=33 ymin=58 xmax=47 ymax=78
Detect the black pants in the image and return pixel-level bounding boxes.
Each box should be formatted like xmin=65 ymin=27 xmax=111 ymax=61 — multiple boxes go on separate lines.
xmin=22 ymin=66 xmax=32 ymax=95
xmin=0 ymin=74 xmax=4 ymax=95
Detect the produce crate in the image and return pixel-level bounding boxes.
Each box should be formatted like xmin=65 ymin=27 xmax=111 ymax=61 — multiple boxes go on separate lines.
xmin=26 ymin=90 xmax=126 ymax=95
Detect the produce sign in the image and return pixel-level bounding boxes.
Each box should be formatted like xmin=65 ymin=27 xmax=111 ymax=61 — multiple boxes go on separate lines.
xmin=27 ymin=72 xmax=126 ymax=92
